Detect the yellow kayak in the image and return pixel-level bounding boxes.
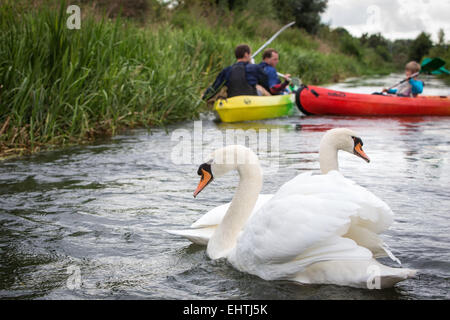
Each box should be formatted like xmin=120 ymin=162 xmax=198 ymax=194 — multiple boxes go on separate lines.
xmin=214 ymin=94 xmax=296 ymax=123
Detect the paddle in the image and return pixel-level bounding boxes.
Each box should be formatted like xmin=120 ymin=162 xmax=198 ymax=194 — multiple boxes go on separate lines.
xmin=277 ymin=72 xmax=302 ymax=87
xmin=421 ymin=57 xmax=446 ymax=73
xmin=431 ymin=67 xmax=450 ymax=75
xmin=373 ymin=57 xmax=445 ymax=95
xmin=385 ymin=71 xmax=420 ymax=92
xmin=250 ymin=21 xmax=301 ymax=88
xmin=251 ymin=21 xmax=295 ymax=62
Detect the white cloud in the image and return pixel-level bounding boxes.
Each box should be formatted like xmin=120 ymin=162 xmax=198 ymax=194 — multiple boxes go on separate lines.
xmin=321 ymin=0 xmax=450 ymax=42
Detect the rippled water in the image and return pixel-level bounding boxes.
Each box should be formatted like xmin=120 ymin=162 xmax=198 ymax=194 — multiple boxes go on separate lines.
xmin=0 ymin=74 xmax=449 ymax=299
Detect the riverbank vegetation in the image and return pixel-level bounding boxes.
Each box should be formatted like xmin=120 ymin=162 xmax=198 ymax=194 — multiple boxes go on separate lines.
xmin=0 ymin=0 xmax=448 ymax=158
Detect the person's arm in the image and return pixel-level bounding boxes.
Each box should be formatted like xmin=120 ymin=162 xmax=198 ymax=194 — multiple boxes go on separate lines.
xmin=409 ymin=78 xmax=423 ymax=95
xmin=386 ymin=88 xmax=397 ymax=94
xmin=263 ymin=66 xmax=288 ymax=94
xmin=264 ymin=67 xmax=279 ymax=88
xmin=202 ymin=67 xmax=230 ymax=100
xmin=270 ymin=79 xmax=289 ymax=94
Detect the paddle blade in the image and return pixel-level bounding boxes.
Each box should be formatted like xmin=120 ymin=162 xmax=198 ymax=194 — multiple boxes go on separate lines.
xmin=431 ymin=66 xmax=450 ymax=75
xmin=421 ymin=57 xmax=445 ymax=73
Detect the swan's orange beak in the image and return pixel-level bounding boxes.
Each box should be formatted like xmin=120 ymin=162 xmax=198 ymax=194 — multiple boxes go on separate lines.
xmin=194 ymin=169 xmax=213 ymax=198
xmin=354 ymin=142 xmax=370 ymax=163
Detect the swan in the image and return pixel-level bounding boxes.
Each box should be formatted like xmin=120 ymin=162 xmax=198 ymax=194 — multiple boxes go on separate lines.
xmin=167 ymin=128 xmax=378 ymax=245
xmin=167 ymin=128 xmax=416 ymax=288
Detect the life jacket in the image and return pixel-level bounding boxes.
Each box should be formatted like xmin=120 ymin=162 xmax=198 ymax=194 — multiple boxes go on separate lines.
xmin=397 ymin=81 xmax=413 ymax=97
xmin=397 ymin=79 xmax=424 ymax=97
xmin=227 ymin=62 xmax=257 ymax=98
xmin=259 ymin=61 xmax=270 ymax=72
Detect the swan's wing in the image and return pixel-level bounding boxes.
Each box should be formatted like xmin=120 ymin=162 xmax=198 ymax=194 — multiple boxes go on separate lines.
xmin=231 ymin=171 xmax=398 ymax=280
xmin=165 ymin=227 xmax=215 ymax=245
xmin=231 ymin=193 xmax=373 ymax=280
xmin=276 ymin=171 xmax=394 ymax=233
xmin=191 ymin=202 xmax=230 ymax=228
xmin=274 ymin=170 xmax=397 ymax=261
xmin=167 ymin=194 xmax=274 ymax=246
xmin=191 ymin=194 xmax=274 ymax=228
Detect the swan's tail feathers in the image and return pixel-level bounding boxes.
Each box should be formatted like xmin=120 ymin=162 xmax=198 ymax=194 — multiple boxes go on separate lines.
xmin=381 ymin=243 xmax=402 ymax=265
xmin=165 ymin=227 xmax=215 ymax=245
xmin=377 ymin=267 xmax=417 ymax=289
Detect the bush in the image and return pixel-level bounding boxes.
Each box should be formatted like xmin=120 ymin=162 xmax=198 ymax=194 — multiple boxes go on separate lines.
xmin=375 ymin=45 xmax=392 ymax=62
xmin=340 ymin=36 xmax=362 ymax=59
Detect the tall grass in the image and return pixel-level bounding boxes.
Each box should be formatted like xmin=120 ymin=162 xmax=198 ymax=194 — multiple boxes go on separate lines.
xmin=0 ymin=3 xmax=213 ymax=155
xmin=0 ymin=1 xmax=395 ymax=157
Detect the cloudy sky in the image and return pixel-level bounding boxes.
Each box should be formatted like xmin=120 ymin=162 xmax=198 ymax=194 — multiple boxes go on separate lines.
xmin=321 ymin=0 xmax=450 ymax=42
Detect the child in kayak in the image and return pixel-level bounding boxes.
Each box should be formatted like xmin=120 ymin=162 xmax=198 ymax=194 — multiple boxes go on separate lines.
xmin=383 ymin=61 xmax=424 ymax=97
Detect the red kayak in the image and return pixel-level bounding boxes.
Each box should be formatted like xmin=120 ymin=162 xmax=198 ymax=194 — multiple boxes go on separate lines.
xmin=295 ymin=85 xmax=450 ymax=116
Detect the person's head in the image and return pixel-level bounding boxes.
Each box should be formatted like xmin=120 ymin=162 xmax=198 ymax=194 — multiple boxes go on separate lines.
xmin=262 ymin=48 xmax=279 ymax=67
xmin=235 ymin=44 xmax=251 ymax=62
xmin=405 ymin=61 xmax=421 ymax=77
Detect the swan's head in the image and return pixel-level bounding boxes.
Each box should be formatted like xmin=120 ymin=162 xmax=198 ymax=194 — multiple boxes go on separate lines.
xmin=320 ymin=128 xmax=370 ymax=163
xmin=193 ymin=145 xmax=260 ymax=198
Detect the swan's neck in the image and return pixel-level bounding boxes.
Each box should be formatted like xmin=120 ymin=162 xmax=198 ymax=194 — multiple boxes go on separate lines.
xmin=206 ymin=163 xmax=262 ymax=260
xmin=319 ymin=140 xmax=339 ymax=174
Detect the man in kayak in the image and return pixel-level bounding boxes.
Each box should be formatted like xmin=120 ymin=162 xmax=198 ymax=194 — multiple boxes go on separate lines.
xmin=259 ymin=48 xmax=291 ymax=95
xmin=382 ymin=61 xmax=424 ymax=97
xmin=202 ymin=44 xmax=270 ymax=100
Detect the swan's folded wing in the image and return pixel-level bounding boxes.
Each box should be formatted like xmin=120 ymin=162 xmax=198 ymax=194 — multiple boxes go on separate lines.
xmin=309 ymin=171 xmax=397 ymax=261
xmin=165 ymin=227 xmax=215 ymax=245
xmin=191 ymin=202 xmax=231 ymax=228
xmin=276 ymin=170 xmax=394 ymax=234
xmin=191 ymin=194 xmax=274 ymax=228
xmin=231 ymin=194 xmax=373 ymax=280
xmin=230 ymin=171 xmax=399 ymax=280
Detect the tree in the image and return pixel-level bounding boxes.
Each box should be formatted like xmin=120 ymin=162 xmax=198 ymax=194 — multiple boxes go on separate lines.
xmin=273 ymin=0 xmax=328 ymax=34
xmin=392 ymin=39 xmax=413 ymax=67
xmin=408 ymin=32 xmax=433 ymax=62
xmin=367 ymin=33 xmax=389 ymax=49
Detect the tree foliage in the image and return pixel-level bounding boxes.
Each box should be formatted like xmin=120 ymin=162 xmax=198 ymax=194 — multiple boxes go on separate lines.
xmin=273 ymin=0 xmax=328 ymax=34
xmin=409 ymin=32 xmax=433 ymax=62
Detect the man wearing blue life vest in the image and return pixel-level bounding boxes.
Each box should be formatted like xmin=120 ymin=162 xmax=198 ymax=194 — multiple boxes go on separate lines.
xmin=259 ymin=48 xmax=291 ymax=95
xmin=202 ymin=44 xmax=270 ymax=100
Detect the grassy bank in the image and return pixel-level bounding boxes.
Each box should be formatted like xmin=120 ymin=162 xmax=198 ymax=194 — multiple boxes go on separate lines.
xmin=0 ymin=1 xmax=395 ymax=158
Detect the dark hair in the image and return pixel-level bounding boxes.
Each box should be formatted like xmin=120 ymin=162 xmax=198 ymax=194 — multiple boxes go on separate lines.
xmin=235 ymin=44 xmax=251 ymax=59
xmin=262 ymin=48 xmax=278 ymax=60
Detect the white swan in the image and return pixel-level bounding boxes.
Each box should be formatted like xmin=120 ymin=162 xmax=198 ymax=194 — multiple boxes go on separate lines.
xmin=167 ymin=128 xmax=378 ymax=245
xmin=167 ymin=128 xmax=416 ymax=288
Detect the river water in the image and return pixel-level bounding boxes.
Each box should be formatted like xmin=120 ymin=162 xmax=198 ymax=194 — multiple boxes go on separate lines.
xmin=0 ymin=74 xmax=449 ymax=299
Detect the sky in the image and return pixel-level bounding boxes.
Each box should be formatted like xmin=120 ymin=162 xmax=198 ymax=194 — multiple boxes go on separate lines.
xmin=321 ymin=0 xmax=450 ymax=42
